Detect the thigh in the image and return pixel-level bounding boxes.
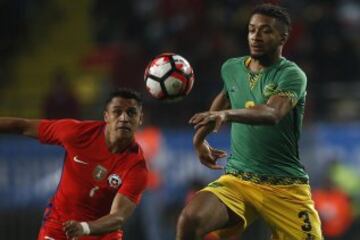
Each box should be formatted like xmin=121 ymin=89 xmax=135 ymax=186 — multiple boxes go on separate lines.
xmin=203 ymin=175 xmax=259 ymax=229
xmin=181 ymin=190 xmax=242 ymax=234
xmin=259 ymin=184 xmax=323 ymax=240
xmin=199 ymin=175 xmax=260 ymax=238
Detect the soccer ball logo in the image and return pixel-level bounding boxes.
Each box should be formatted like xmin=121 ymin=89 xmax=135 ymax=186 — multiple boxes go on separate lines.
xmin=108 ymin=174 xmax=122 ymax=189
xmin=144 ymin=53 xmax=194 ymax=101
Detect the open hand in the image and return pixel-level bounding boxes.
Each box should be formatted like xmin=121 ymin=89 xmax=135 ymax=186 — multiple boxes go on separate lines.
xmin=195 ymin=140 xmax=227 ymax=170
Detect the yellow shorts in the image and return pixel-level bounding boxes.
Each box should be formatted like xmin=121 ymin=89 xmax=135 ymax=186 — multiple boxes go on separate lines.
xmin=202 ymin=174 xmax=323 ymax=240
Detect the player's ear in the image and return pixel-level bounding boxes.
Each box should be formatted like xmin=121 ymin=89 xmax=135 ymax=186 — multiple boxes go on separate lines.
xmin=280 ymin=32 xmax=289 ymax=45
xmin=104 ymin=111 xmax=109 ymax=122
xmin=139 ymin=112 xmax=143 ymax=126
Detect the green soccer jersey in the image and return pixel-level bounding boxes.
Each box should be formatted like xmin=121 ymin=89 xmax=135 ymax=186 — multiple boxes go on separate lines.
xmin=222 ymin=56 xmax=308 ymax=179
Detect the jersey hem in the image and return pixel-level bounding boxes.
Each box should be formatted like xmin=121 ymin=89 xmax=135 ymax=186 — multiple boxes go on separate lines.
xmin=225 ymin=170 xmax=309 ymax=185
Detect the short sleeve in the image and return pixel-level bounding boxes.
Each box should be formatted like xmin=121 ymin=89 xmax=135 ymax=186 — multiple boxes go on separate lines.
xmin=118 ymin=161 xmax=148 ymax=204
xmin=221 ymin=58 xmax=236 ymax=94
xmin=273 ymin=66 xmax=307 ymax=107
xmin=38 ymin=119 xmax=79 ymax=145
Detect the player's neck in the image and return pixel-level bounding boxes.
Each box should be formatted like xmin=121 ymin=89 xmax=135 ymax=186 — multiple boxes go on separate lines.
xmin=105 ymin=130 xmax=133 ymax=153
xmin=107 ymin=137 xmax=133 ymax=153
xmin=249 ymin=50 xmax=282 ymax=72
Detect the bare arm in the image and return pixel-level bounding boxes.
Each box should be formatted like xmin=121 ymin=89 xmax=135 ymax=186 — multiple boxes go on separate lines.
xmin=0 ymin=117 xmax=40 ymax=138
xmin=189 ymin=94 xmax=294 ymax=169
xmin=190 ymin=90 xmax=230 ymax=169
xmin=221 ymin=95 xmax=292 ymax=125
xmin=190 ymin=95 xmax=293 ymax=131
xmin=88 ymin=193 xmax=136 ymax=235
xmin=63 ymin=193 xmax=137 ymax=237
xmin=192 ymin=90 xmax=230 ymax=146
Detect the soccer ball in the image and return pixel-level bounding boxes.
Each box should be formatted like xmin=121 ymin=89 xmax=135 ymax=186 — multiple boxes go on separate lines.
xmin=144 ymin=53 xmax=194 ymax=101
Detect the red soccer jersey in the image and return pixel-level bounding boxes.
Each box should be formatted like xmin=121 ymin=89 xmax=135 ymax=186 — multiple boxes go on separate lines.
xmin=37 ymin=119 xmax=148 ymax=240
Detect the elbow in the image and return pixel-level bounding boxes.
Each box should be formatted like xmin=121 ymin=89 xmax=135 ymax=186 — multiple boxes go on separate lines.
xmin=266 ymin=112 xmax=282 ymax=125
xmin=270 ymin=117 xmax=281 ymax=125
xmin=114 ymin=216 xmax=125 ymax=229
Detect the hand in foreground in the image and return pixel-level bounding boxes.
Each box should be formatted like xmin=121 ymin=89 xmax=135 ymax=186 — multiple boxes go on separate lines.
xmin=195 ymin=140 xmax=226 ymax=170
xmin=63 ymin=220 xmax=86 ymax=239
xmin=189 ymin=111 xmax=227 ymax=133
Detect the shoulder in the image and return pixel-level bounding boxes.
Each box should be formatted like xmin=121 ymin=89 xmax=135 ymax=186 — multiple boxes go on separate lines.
xmin=132 ymin=143 xmax=147 ymax=164
xmin=40 ymin=118 xmax=78 ymax=128
xmin=277 ymin=58 xmax=307 ymax=80
xmin=60 ymin=120 xmax=105 ymax=136
xmin=72 ymin=120 xmax=105 ymax=133
xmin=127 ymin=143 xmax=149 ymax=170
xmin=68 ymin=120 xmax=105 ymax=145
xmin=52 ymin=119 xmax=104 ymax=140
xmin=40 ymin=119 xmax=104 ymax=128
xmin=221 ymin=56 xmax=247 ymax=71
xmin=39 ymin=119 xmax=81 ymax=138
xmin=38 ymin=119 xmax=105 ymax=145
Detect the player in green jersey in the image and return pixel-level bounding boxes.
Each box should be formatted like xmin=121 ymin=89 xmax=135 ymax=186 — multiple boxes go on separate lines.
xmin=176 ymin=3 xmax=323 ymax=240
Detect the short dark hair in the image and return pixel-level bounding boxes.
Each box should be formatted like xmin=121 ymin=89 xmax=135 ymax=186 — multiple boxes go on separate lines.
xmin=105 ymin=88 xmax=143 ymax=109
xmin=251 ymin=3 xmax=291 ymax=33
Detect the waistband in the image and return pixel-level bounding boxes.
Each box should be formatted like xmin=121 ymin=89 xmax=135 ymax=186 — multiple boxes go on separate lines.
xmin=225 ymin=170 xmax=309 ymax=185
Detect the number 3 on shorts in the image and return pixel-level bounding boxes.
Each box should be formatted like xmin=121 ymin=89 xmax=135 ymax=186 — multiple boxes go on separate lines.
xmin=298 ymin=210 xmax=312 ymax=231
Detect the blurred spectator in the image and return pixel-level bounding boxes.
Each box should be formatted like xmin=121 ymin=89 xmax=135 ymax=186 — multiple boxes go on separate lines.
xmin=313 ymin=176 xmax=353 ymax=239
xmin=42 ymin=69 xmax=80 ymax=119
xmin=313 ymin=160 xmax=360 ymax=239
xmin=329 ymin=160 xmax=360 ymax=217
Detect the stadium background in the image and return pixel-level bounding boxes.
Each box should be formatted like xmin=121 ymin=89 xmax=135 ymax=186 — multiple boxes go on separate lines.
xmin=0 ymin=0 xmax=359 ymax=239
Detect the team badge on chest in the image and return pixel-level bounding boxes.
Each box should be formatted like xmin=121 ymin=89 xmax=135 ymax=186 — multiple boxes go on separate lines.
xmin=93 ymin=165 xmax=108 ymax=181
xmin=108 ymin=174 xmax=122 ymax=189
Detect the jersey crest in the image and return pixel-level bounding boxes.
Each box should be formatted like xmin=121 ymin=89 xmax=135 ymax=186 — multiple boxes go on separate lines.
xmin=93 ymin=165 xmax=108 ymax=181
xmin=263 ymin=83 xmax=277 ymax=98
xmin=108 ymin=174 xmax=122 ymax=189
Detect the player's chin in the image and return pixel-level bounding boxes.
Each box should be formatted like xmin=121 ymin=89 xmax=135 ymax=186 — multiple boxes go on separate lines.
xmin=116 ymin=128 xmax=134 ymax=138
xmin=250 ymin=51 xmax=265 ymax=60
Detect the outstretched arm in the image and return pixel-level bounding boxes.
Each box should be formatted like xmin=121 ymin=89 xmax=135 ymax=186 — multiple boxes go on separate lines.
xmin=63 ymin=193 xmax=136 ymax=237
xmin=0 ymin=117 xmax=40 ymax=138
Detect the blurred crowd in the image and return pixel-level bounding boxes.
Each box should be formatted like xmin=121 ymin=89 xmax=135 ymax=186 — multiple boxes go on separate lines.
xmin=0 ymin=0 xmax=360 ymax=239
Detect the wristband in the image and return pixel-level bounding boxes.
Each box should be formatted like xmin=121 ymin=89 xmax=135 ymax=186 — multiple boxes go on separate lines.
xmin=80 ymin=222 xmax=91 ymax=235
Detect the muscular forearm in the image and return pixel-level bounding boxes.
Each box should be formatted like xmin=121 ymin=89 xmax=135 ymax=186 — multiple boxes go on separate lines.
xmin=223 ymin=104 xmax=281 ymax=125
xmin=209 ymin=91 xmax=230 ymax=111
xmin=193 ymin=91 xmax=230 ymax=145
xmin=193 ymin=123 xmax=214 ymax=146
xmin=64 ymin=195 xmax=137 ymax=238
xmin=85 ymin=194 xmax=135 ymax=236
xmin=0 ymin=118 xmax=24 ymax=134
xmin=87 ymin=212 xmax=126 ymax=235
xmin=0 ymin=117 xmax=39 ymax=137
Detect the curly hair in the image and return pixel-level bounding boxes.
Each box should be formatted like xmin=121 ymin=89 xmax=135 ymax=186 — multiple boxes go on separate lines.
xmin=251 ymin=3 xmax=291 ymax=32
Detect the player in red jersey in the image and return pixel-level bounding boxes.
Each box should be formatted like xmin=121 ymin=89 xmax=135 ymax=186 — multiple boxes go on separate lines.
xmin=0 ymin=88 xmax=148 ymax=240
